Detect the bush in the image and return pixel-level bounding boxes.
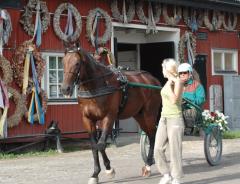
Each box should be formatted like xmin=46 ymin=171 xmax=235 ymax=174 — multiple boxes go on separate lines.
xmin=223 ymin=130 xmax=240 ymax=139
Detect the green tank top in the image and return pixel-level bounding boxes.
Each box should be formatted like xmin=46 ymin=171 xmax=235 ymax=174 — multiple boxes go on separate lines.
xmin=161 ymin=84 xmax=182 ymax=117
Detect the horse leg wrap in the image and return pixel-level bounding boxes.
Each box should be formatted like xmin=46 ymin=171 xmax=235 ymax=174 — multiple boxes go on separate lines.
xmin=105 ymin=168 xmax=116 ymax=178
xmin=88 ymin=177 xmax=99 ymax=184
xmin=142 ymin=165 xmax=151 ymax=177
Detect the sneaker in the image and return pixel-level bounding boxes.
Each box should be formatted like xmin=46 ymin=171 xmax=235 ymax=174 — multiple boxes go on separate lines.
xmin=159 ymin=174 xmax=172 ymax=184
xmin=172 ymin=178 xmax=180 ymax=184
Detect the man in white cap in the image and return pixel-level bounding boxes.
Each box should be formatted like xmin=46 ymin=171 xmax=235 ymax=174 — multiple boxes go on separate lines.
xmin=178 ymin=63 xmax=205 ymax=133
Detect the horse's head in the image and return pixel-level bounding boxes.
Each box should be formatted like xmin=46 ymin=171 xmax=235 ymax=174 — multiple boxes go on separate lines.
xmin=61 ymin=46 xmax=86 ymax=97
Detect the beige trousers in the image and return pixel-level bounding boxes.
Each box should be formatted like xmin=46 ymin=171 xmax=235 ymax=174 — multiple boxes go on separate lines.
xmin=154 ymin=116 xmax=184 ymax=180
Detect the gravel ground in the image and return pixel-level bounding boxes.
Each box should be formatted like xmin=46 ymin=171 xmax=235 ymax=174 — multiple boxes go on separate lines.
xmin=0 ymin=134 xmax=239 ymax=184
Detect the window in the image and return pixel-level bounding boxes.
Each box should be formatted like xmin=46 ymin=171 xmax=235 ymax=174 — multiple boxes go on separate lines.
xmin=42 ymin=52 xmax=77 ymax=103
xmin=211 ymin=49 xmax=238 ymax=75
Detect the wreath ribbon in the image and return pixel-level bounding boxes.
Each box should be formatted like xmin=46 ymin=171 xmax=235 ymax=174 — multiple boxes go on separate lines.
xmin=92 ymin=11 xmax=101 ymax=48
xmin=0 ymin=79 xmax=9 ymax=138
xmin=30 ymin=2 xmax=42 ymax=47
xmin=22 ymin=51 xmax=31 ymax=95
xmin=28 ymin=87 xmax=44 ymax=124
xmin=65 ymin=5 xmax=74 ymax=37
xmin=27 ymin=53 xmax=44 ymax=124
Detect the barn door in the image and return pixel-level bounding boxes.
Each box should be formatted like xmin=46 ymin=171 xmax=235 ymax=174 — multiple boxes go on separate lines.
xmin=140 ymin=42 xmax=175 ymax=85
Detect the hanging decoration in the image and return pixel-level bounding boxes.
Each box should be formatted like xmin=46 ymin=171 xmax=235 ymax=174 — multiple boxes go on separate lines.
xmin=203 ymin=10 xmax=223 ymax=31
xmin=12 ymin=41 xmax=45 ymax=92
xmin=0 ymin=9 xmax=12 ymax=55
xmin=0 ymin=79 xmax=9 ymax=138
xmin=7 ymin=86 xmax=27 ymax=128
xmin=86 ymin=8 xmax=112 ymax=47
xmin=178 ymin=31 xmax=197 ymax=65
xmin=183 ymin=7 xmax=204 ymax=32
xmin=111 ymin=0 xmax=135 ymax=23
xmin=53 ymin=3 xmax=82 ymax=42
xmin=136 ymin=0 xmax=161 ymax=33
xmin=24 ymin=88 xmax=47 ymax=123
xmin=19 ymin=0 xmax=50 ymax=36
xmin=162 ymin=5 xmax=182 ymax=26
xmin=222 ymin=12 xmax=237 ymax=31
xmin=0 ymin=55 xmax=13 ymax=84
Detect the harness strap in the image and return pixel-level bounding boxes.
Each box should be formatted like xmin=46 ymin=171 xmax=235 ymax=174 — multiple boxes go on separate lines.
xmin=78 ymin=86 xmax=118 ymax=98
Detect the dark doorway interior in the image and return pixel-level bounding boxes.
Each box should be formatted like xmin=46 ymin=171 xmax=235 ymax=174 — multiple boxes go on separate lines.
xmin=140 ymin=42 xmax=175 ymax=85
xmin=194 ymin=55 xmax=207 ymax=96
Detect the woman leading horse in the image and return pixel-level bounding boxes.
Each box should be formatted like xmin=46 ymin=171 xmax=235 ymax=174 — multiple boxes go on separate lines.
xmin=61 ymin=45 xmax=161 ymax=184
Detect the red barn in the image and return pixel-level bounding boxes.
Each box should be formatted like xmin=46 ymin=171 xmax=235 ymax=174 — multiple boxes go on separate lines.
xmin=0 ymin=0 xmax=240 ymax=141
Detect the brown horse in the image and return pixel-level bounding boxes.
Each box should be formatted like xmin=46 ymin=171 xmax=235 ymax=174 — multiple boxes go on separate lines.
xmin=61 ymin=46 xmax=161 ymax=184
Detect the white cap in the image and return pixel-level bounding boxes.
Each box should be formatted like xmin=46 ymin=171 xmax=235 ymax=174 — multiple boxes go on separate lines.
xmin=178 ymin=63 xmax=192 ymax=73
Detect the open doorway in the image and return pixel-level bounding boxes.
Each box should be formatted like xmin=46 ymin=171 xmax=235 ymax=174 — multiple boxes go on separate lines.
xmin=113 ymin=24 xmax=179 ymax=133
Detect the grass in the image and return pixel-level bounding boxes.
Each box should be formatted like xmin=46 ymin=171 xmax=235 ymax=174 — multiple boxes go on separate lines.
xmin=0 ymin=149 xmax=58 ymax=160
xmin=223 ymin=130 xmax=240 ymax=139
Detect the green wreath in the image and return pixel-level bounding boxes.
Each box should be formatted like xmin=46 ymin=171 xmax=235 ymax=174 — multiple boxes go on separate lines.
xmin=86 ymin=8 xmax=112 ymax=47
xmin=53 ymin=3 xmax=82 ymax=42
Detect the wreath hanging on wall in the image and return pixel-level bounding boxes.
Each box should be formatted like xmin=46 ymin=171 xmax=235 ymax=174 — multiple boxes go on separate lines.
xmin=19 ymin=0 xmax=50 ymax=36
xmin=12 ymin=41 xmax=46 ymax=89
xmin=183 ymin=7 xmax=204 ymax=32
xmin=178 ymin=31 xmax=197 ymax=63
xmin=53 ymin=3 xmax=82 ymax=42
xmin=162 ymin=5 xmax=182 ymax=26
xmin=204 ymin=10 xmax=223 ymax=31
xmin=7 ymin=87 xmax=27 ymax=128
xmin=0 ymin=56 xmax=13 ymax=85
xmin=111 ymin=0 xmax=135 ymax=23
xmin=136 ymin=0 xmax=161 ymax=25
xmin=222 ymin=12 xmax=237 ymax=31
xmin=86 ymin=8 xmax=112 ymax=47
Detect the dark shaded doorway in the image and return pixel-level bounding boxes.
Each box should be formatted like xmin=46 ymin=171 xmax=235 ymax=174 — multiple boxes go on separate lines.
xmin=140 ymin=42 xmax=175 ymax=85
xmin=194 ymin=55 xmax=207 ymax=96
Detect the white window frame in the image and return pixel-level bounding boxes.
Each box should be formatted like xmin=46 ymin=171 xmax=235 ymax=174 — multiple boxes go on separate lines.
xmin=211 ymin=48 xmax=238 ymax=75
xmin=41 ymin=52 xmax=78 ymax=105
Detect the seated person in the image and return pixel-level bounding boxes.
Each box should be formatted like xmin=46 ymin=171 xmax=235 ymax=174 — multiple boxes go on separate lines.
xmin=178 ymin=63 xmax=206 ymax=131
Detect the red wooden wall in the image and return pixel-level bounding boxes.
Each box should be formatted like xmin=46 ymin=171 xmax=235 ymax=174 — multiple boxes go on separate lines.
xmin=1 ymin=0 xmax=240 ymax=138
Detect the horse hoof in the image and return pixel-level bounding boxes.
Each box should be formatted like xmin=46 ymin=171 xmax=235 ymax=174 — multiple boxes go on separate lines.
xmin=88 ymin=177 xmax=98 ymax=184
xmin=105 ymin=168 xmax=116 ymax=178
xmin=142 ymin=166 xmax=151 ymax=177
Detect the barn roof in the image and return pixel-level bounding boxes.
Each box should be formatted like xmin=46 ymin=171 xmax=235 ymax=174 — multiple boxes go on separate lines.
xmin=150 ymin=0 xmax=240 ymax=13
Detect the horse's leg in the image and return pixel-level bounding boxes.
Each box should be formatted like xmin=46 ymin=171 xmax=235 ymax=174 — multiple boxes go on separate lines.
xmin=97 ymin=117 xmax=116 ymax=178
xmin=100 ymin=149 xmax=116 ymax=178
xmin=134 ymin=113 xmax=157 ymax=177
xmin=83 ymin=118 xmax=101 ymax=184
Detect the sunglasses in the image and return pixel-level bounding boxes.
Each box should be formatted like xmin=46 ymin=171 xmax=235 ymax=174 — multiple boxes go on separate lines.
xmin=179 ymin=71 xmax=189 ymax=75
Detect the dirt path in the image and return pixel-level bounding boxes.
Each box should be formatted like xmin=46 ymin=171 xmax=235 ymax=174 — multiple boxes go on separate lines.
xmin=0 ymin=134 xmax=239 ymax=184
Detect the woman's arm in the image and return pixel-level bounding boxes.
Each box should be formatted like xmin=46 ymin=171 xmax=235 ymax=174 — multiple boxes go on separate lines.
xmin=167 ymin=78 xmax=183 ymax=104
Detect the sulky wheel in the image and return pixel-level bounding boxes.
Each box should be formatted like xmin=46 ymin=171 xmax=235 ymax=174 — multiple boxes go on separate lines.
xmin=204 ymin=126 xmax=223 ymax=166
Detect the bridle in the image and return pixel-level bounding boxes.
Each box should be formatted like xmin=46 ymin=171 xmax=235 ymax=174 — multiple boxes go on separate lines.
xmin=64 ymin=48 xmax=114 ymax=87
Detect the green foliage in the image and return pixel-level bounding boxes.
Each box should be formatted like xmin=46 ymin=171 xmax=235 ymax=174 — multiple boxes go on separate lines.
xmin=223 ymin=130 xmax=240 ymax=139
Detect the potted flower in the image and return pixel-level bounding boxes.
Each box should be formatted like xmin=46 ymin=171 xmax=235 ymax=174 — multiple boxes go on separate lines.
xmin=202 ymin=110 xmax=229 ymax=132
